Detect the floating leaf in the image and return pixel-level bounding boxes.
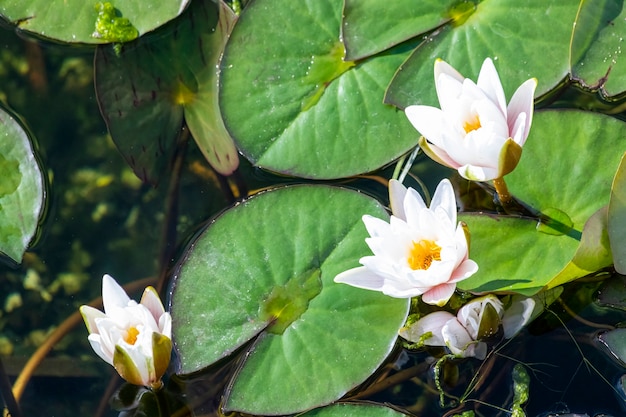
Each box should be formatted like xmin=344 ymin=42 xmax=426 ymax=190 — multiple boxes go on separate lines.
xmin=341 ymin=0 xmax=457 ymax=61
xmin=570 ymin=0 xmax=626 ymax=96
xmin=219 ymin=0 xmax=418 ymax=179
xmin=459 ymin=110 xmax=624 ymax=294
xmin=0 ymin=0 xmax=189 ymax=44
xmin=300 ymin=403 xmax=408 ymax=417
xmin=0 ymin=106 xmax=46 ymax=263
xmin=170 ymin=185 xmax=409 ymax=415
xmin=95 ymin=0 xmax=238 ymax=184
xmin=385 ymin=0 xmax=579 ymax=109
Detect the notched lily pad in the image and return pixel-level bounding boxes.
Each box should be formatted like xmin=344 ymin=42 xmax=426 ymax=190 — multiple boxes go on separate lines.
xmin=219 ymin=0 xmax=418 ymax=179
xmin=170 ymin=184 xmax=409 ymax=415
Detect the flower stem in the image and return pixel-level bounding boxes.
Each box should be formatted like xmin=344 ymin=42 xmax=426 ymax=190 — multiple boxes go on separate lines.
xmin=493 ymin=177 xmax=512 ymax=206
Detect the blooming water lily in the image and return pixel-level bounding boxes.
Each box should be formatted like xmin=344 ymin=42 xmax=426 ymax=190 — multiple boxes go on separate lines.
xmin=405 ymin=58 xmax=537 ymax=182
xmin=400 ymin=295 xmax=536 ymax=359
xmin=80 ymin=274 xmax=172 ymax=389
xmin=334 ymin=179 xmax=478 ymax=306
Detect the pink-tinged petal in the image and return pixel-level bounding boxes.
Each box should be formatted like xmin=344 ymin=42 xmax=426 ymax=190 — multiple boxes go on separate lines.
xmin=80 ymin=305 xmax=106 ymax=334
xmin=334 ymin=266 xmax=385 ymax=291
xmin=388 ymin=179 xmax=408 ymax=220
xmin=102 ymin=274 xmax=131 ymax=313
xmin=507 ymin=77 xmax=537 ymax=142
xmin=140 ymin=286 xmax=166 ymax=323
xmin=449 ymin=259 xmax=479 ymax=283
xmin=430 ymin=179 xmax=456 ymax=225
xmin=476 ymin=58 xmax=506 ymax=116
xmin=418 ymin=137 xmax=461 ymax=170
xmin=421 ymin=283 xmax=457 ymax=306
xmin=441 ymin=318 xmax=473 ymax=356
xmin=405 ymin=105 xmax=447 ymax=146
xmin=400 ymin=311 xmax=456 ymax=345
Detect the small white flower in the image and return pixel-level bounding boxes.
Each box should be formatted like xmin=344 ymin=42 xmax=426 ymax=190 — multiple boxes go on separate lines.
xmin=405 ymin=58 xmax=537 ymax=181
xmin=401 ymin=295 xmax=536 ymax=359
xmin=80 ymin=274 xmax=172 ymax=389
xmin=334 ymin=179 xmax=478 ymax=306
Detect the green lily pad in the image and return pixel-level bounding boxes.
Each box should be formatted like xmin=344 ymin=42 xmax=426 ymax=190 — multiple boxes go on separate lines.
xmin=385 ymin=0 xmax=579 ymax=109
xmin=0 ymin=0 xmax=189 ymax=44
xmin=570 ymin=0 xmax=626 ymax=96
xmin=299 ymin=403 xmax=408 ymax=417
xmin=459 ymin=110 xmax=624 ymax=294
xmin=341 ymin=0 xmax=458 ymax=61
xmin=95 ymin=0 xmax=238 ymax=184
xmin=609 ymin=152 xmax=626 ymax=274
xmin=170 ymin=185 xmax=409 ymax=415
xmin=219 ymin=0 xmax=418 ymax=179
xmin=0 ymin=106 xmax=46 ymax=263
xmin=596 ymin=274 xmax=626 ymax=311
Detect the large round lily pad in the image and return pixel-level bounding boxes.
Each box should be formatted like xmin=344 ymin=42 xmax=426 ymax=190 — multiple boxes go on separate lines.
xmin=300 ymin=403 xmax=408 ymax=417
xmin=219 ymin=0 xmax=418 ymax=179
xmin=0 ymin=106 xmax=46 ymax=263
xmin=170 ymin=184 xmax=409 ymax=415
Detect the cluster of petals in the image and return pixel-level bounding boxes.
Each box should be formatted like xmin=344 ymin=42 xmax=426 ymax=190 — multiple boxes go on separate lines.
xmin=80 ymin=274 xmax=172 ymax=389
xmin=405 ymin=58 xmax=537 ymax=181
xmin=401 ymin=295 xmax=536 ymax=359
xmin=334 ymin=178 xmax=478 ymax=306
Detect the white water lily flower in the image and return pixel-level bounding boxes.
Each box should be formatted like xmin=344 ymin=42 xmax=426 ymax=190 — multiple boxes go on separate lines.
xmin=405 ymin=58 xmax=537 ymax=181
xmin=334 ymin=179 xmax=478 ymax=306
xmin=80 ymin=274 xmax=172 ymax=389
xmin=401 ymin=295 xmax=536 ymax=359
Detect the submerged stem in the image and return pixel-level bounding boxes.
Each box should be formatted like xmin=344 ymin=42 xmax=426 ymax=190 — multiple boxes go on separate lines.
xmin=492 ymin=177 xmax=512 ymax=206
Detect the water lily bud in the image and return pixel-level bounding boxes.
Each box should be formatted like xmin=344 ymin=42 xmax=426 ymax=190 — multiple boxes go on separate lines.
xmin=80 ymin=274 xmax=172 ymax=389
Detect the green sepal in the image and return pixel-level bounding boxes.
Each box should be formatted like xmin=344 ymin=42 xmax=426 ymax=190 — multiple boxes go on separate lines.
xmin=498 ymin=138 xmax=523 ymax=178
xmin=113 ymin=345 xmax=145 ymax=387
xmin=476 ymin=302 xmax=502 ymax=341
xmin=152 ymin=333 xmax=172 ymax=387
xmin=418 ymin=136 xmax=453 ymax=169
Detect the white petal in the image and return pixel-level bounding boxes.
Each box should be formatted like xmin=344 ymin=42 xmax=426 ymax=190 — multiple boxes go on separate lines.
xmin=430 ymin=179 xmax=457 ymax=225
xmin=458 ymin=164 xmax=500 ymax=182
xmin=140 ymin=286 xmax=166 ymax=323
xmin=159 ymin=312 xmax=172 ymax=338
xmin=388 ymin=179 xmax=408 ymax=221
xmin=334 ymin=266 xmax=385 ymax=291
xmin=421 ymin=283 xmax=457 ymax=306
xmin=102 ymin=274 xmax=131 ymax=313
xmin=441 ymin=318 xmax=473 ymax=356
xmin=405 ymin=105 xmax=447 ymax=146
xmin=434 ymin=59 xmax=465 ymax=84
xmin=87 ymin=334 xmax=113 ymax=365
xmin=80 ymin=305 xmax=106 ymax=334
xmin=476 ymin=58 xmax=506 ymax=116
xmin=400 ymin=311 xmax=456 ymax=345
xmin=502 ymin=297 xmax=536 ymax=339
xmin=507 ymin=77 xmax=537 ymax=143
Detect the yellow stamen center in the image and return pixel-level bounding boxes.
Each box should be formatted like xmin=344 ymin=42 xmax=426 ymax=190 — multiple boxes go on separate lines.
xmin=408 ymin=240 xmax=442 ymax=270
xmin=125 ymin=327 xmax=139 ymax=345
xmin=463 ymin=114 xmax=481 ymax=134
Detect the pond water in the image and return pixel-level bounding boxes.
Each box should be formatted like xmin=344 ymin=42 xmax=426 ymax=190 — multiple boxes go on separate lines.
xmin=2 ymin=3 xmax=626 ymax=417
